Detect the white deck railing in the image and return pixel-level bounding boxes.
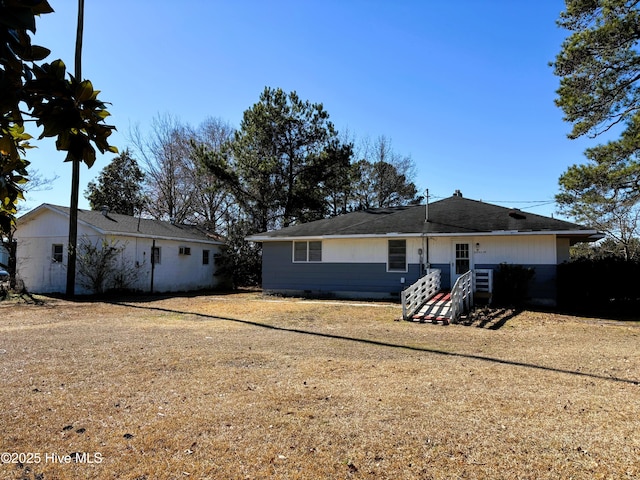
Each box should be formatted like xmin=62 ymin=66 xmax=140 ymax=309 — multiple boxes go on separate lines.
xmin=450 ymin=270 xmax=473 ymax=322
xmin=401 ymin=269 xmax=441 ymax=320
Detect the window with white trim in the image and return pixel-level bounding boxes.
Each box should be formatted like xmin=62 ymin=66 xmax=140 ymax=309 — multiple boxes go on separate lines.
xmin=388 ymin=239 xmax=407 ymax=272
xmin=293 ymin=241 xmax=322 ymax=262
xmin=52 ymin=244 xmax=63 ymax=263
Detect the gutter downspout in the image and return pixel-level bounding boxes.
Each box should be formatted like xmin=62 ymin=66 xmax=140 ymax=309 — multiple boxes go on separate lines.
xmin=150 ymin=239 xmax=155 ymax=294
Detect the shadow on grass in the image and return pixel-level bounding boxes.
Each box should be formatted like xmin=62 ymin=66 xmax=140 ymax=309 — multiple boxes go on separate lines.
xmin=456 ymin=307 xmax=520 ymax=330
xmin=109 ymin=300 xmax=639 ymax=387
xmin=43 ymin=288 xmax=260 ymax=304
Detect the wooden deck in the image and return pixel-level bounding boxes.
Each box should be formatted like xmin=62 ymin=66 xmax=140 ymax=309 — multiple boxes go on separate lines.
xmin=411 ymin=291 xmax=452 ymax=324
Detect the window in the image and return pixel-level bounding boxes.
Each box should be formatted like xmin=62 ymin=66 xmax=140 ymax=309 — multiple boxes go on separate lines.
xmin=293 ymin=241 xmax=322 ymax=262
xmin=179 ymin=246 xmax=191 ymax=255
xmin=151 ymin=246 xmax=161 ymax=265
xmin=294 ymin=242 xmax=307 ymax=262
xmin=202 ymin=249 xmax=210 ymax=265
xmin=52 ymin=244 xmax=63 ymax=263
xmin=388 ymin=239 xmax=406 ymax=272
xmin=308 ymin=241 xmax=322 ymax=262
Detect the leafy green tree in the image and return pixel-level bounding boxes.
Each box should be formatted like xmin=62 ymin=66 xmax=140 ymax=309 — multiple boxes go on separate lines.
xmin=0 ymin=1 xmax=117 ymax=227
xmin=0 ymin=1 xmax=51 ymax=233
xmin=85 ymin=150 xmax=145 ymax=216
xmin=1 ymin=0 xmax=117 ymax=296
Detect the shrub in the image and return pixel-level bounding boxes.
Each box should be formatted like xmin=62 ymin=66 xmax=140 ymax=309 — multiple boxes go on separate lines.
xmin=492 ymin=263 xmax=535 ymax=307
xmin=557 ymin=258 xmax=640 ymax=311
xmin=76 ymin=236 xmax=142 ymax=294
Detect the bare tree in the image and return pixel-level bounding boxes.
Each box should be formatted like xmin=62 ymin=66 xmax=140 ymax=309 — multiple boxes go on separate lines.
xmin=130 ymin=114 xmax=196 ymax=223
xmin=130 ymin=115 xmax=236 ymax=236
xmin=351 ymin=135 xmax=419 ymax=209
xmin=22 ymin=169 xmax=59 ymax=202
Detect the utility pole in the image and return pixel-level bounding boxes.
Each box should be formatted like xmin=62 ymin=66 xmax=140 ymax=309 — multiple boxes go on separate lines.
xmin=65 ymin=0 xmax=84 ymax=296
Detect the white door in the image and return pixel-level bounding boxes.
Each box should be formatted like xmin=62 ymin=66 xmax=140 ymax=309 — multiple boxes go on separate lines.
xmin=451 ymin=242 xmax=471 ymax=286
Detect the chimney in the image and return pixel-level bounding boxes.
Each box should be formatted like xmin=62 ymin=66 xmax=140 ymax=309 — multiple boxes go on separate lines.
xmin=101 ymin=205 xmax=109 ymax=216
xmin=453 ymin=189 xmax=463 ymax=197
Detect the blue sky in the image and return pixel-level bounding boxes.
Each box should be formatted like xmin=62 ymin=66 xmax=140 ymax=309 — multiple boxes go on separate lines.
xmin=23 ymin=0 xmax=597 ymax=219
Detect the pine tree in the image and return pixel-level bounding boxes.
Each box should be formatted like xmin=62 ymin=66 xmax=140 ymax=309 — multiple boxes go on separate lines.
xmin=85 ymin=150 xmax=145 ymax=216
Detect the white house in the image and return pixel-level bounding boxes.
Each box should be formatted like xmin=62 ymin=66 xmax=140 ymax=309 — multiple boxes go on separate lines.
xmin=15 ymin=204 xmax=225 ymax=295
xmin=247 ymin=192 xmax=603 ymax=305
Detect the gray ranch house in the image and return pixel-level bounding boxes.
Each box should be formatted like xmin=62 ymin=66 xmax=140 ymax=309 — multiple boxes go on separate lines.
xmin=247 ymin=193 xmax=602 ymax=306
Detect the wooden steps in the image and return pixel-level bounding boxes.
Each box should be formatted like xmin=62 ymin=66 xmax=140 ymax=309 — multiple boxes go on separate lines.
xmin=411 ymin=291 xmax=452 ymax=325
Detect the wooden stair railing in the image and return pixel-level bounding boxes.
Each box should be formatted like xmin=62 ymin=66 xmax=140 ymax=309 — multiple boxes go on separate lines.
xmin=450 ymin=270 xmax=473 ymax=322
xmin=401 ymin=269 xmax=441 ymax=320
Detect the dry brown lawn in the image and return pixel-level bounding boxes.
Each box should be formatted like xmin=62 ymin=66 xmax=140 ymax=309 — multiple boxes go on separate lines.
xmin=0 ymin=292 xmax=639 ymax=480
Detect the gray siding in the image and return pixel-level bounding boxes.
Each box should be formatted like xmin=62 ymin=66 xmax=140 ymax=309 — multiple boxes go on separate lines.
xmin=475 ymin=263 xmax=558 ymax=305
xmin=262 ymin=242 xmax=559 ymax=303
xmin=434 ymin=263 xmax=557 ymax=303
xmin=262 ymin=242 xmax=421 ymax=298
xmin=430 ymin=263 xmax=450 ymax=288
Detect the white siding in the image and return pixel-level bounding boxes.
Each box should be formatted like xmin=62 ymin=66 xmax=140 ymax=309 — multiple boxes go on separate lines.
xmin=15 ymin=208 xmax=221 ymax=294
xmin=16 ymin=216 xmax=99 ymax=294
xmin=131 ymin=238 xmax=221 ymax=293
xmin=323 ymin=237 xmax=424 ymax=264
xmin=319 ymin=234 xmax=561 ymax=268
xmin=428 ymin=235 xmax=558 ymax=265
xmin=471 ymin=235 xmax=557 ymax=264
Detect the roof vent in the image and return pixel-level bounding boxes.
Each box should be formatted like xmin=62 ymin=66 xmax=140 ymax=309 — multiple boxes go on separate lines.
xmin=508 ymin=210 xmax=526 ymax=220
xmin=453 ymin=189 xmax=463 ymax=197
xmin=101 ymin=205 xmax=109 ymax=216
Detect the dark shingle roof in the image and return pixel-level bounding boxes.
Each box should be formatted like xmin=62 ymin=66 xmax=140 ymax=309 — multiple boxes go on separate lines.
xmin=24 ymin=204 xmax=223 ymax=244
xmin=249 ymin=196 xmax=597 ymax=239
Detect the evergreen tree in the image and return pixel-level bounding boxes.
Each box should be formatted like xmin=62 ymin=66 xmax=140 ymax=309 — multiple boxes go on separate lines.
xmin=553 ymin=0 xmax=640 ymax=254
xmin=85 ymin=150 xmax=145 ymax=216
xmin=207 ymin=87 xmax=351 ymax=231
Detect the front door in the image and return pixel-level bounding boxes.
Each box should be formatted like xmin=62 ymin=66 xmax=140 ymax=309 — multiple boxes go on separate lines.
xmin=451 ymin=242 xmax=471 ymax=286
